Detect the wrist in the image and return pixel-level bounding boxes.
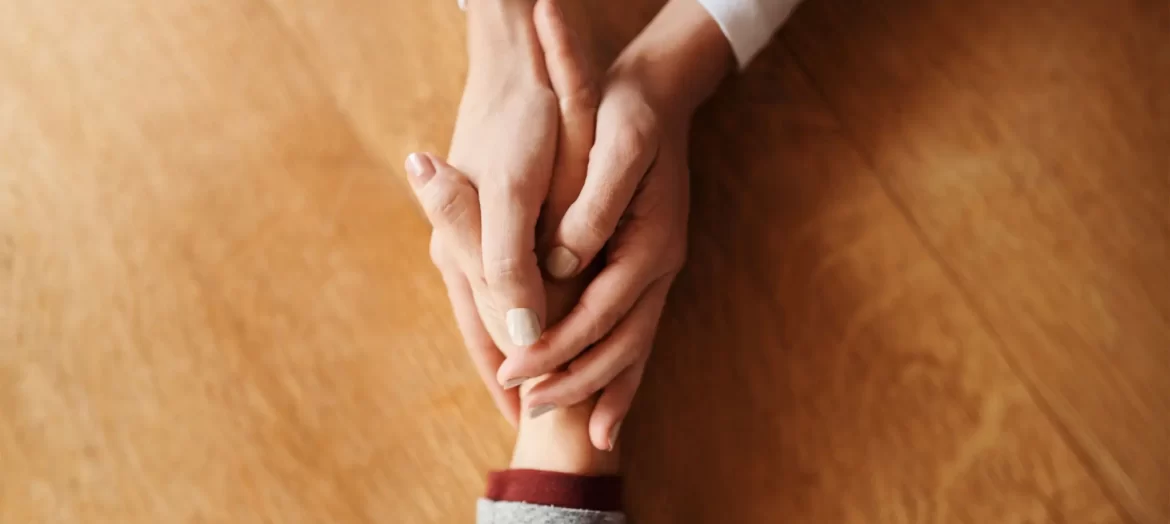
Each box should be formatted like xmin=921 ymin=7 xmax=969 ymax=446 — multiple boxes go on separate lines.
xmin=613 ymin=0 xmax=733 ymax=116
xmin=512 ymin=384 xmax=618 ymax=474
xmin=466 ymin=0 xmax=546 ymax=82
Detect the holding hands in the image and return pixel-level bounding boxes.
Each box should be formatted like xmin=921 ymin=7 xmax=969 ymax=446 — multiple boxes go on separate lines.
xmin=407 ymin=0 xmax=734 ymax=450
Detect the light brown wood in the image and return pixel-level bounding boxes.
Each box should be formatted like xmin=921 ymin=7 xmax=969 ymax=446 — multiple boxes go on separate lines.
xmin=0 ymin=2 xmax=507 ymax=522
xmin=783 ymin=1 xmax=1170 ymax=520
xmin=1 ymin=1 xmax=1165 ymax=523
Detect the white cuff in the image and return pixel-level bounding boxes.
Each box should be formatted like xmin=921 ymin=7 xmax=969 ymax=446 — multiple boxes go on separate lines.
xmin=696 ymin=0 xmax=801 ymax=68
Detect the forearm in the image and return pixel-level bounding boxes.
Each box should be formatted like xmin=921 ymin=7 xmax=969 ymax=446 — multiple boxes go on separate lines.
xmin=697 ymin=0 xmax=801 ymax=67
xmin=510 ymin=262 xmax=615 ymax=473
xmin=614 ymin=0 xmax=735 ymax=116
xmin=465 ymin=0 xmax=547 ymax=82
xmin=512 ymin=382 xmax=616 ymax=474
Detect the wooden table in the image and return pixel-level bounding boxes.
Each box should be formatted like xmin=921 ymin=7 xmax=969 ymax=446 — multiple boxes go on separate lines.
xmin=2 ymin=0 xmax=1166 ymax=522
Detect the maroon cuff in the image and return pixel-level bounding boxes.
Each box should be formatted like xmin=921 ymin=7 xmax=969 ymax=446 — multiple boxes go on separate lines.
xmin=485 ymin=469 xmax=623 ymax=512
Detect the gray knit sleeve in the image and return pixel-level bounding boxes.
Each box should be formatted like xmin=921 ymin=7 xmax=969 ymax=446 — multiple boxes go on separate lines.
xmin=476 ymin=499 xmax=626 ymax=524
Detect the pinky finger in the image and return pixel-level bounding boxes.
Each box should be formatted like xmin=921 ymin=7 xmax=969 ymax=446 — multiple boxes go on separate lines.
xmin=588 ymin=359 xmax=646 ymax=451
xmin=441 ymin=268 xmax=519 ymax=426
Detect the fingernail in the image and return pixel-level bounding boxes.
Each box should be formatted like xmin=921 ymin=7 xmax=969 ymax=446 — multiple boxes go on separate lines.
xmin=501 ymin=376 xmax=530 ymax=390
xmin=608 ymin=422 xmax=622 ymax=451
xmin=545 ymin=247 xmax=580 ymax=279
xmin=528 ymin=403 xmax=556 ymax=419
xmin=506 ymin=308 xmax=541 ymax=347
xmin=405 ymin=153 xmax=435 ymax=179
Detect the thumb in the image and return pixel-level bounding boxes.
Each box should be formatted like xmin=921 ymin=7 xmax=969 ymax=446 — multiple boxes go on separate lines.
xmin=404 ymin=152 xmax=484 ymax=281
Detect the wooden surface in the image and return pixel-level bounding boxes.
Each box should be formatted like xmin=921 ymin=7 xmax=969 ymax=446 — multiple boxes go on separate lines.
xmin=1 ymin=0 xmax=1166 ymax=522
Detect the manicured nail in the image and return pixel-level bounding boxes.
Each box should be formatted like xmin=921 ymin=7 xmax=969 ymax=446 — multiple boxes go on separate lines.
xmin=545 ymin=247 xmax=580 ymax=279
xmin=506 ymin=308 xmax=541 ymax=347
xmin=528 ymin=404 xmax=556 ymax=419
xmin=608 ymin=422 xmax=622 ymax=451
xmin=502 ymin=377 xmax=530 ymax=390
xmin=405 ymin=153 xmax=435 ymax=179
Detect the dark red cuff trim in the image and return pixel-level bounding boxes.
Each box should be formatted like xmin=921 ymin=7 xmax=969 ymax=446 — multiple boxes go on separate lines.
xmin=485 ymin=469 xmax=623 ymax=512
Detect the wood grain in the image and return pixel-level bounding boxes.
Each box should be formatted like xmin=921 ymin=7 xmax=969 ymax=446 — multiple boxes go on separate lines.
xmin=783 ymin=0 xmax=1170 ymax=520
xmin=623 ymin=43 xmax=1125 ymax=523
xmin=1 ymin=0 xmax=1164 ymax=522
xmin=0 ymin=2 xmax=507 ymax=522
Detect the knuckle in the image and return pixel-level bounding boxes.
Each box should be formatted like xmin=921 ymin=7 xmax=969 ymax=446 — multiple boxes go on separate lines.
xmin=533 ymin=86 xmax=560 ymax=109
xmin=574 ymin=199 xmax=614 ymax=245
xmin=632 ymin=106 xmax=660 ymax=140
xmin=605 ymin=122 xmax=655 ymax=164
xmin=489 ymin=173 xmax=539 ymax=206
xmin=428 ymin=235 xmax=448 ymax=267
xmin=607 ymin=89 xmax=658 ymax=132
xmin=561 ymin=82 xmax=600 ymax=117
xmin=564 ymin=367 xmax=611 ymax=401
xmin=575 ymin=298 xmax=621 ymax=345
xmin=422 ymin=182 xmax=468 ymax=226
xmin=484 ymin=255 xmax=531 ymax=286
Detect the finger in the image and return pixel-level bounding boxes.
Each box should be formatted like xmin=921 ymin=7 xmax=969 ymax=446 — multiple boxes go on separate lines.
xmin=535 ymin=0 xmax=595 ymax=113
xmin=479 ymin=176 xmax=547 ymax=349
xmin=523 ymin=278 xmax=669 ymax=415
xmin=589 ymin=359 xmax=646 ymax=451
xmin=534 ymin=0 xmax=598 ymax=255
xmin=412 ymin=155 xmax=517 ymax=363
xmin=496 ymin=239 xmax=661 ymax=384
xmin=440 ymin=267 xmax=520 ymax=426
xmin=405 ymin=152 xmax=485 ymax=282
xmin=534 ymin=0 xmax=597 ymax=154
xmin=433 ymin=233 xmax=513 ymax=358
xmin=547 ymin=106 xmax=658 ymax=279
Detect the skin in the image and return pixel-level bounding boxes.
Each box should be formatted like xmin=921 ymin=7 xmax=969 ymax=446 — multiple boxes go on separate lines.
xmin=412 ymin=0 xmax=597 ymax=427
xmin=411 ymin=0 xmax=735 ymax=451
xmin=408 ymin=153 xmax=616 ymax=473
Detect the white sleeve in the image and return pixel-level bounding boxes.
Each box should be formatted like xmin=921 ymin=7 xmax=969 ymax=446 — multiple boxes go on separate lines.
xmin=457 ymin=0 xmax=795 ymax=68
xmin=696 ymin=0 xmax=801 ymax=68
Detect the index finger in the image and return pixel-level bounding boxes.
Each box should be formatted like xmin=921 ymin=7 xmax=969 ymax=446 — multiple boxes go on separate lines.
xmin=495 ymin=245 xmax=659 ymax=384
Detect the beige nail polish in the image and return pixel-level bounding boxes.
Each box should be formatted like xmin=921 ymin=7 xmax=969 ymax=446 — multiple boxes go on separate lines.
xmin=545 ymin=247 xmax=580 ymax=279
xmin=608 ymin=422 xmax=622 ymax=451
xmin=528 ymin=404 xmax=556 ymax=419
xmin=405 ymin=152 xmax=434 ymax=177
xmin=501 ymin=377 xmax=529 ymax=390
xmin=506 ymin=308 xmax=541 ymax=347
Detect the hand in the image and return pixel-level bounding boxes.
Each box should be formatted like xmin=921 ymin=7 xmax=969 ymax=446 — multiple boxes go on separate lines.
xmin=407 ymin=0 xmax=598 ymax=425
xmin=447 ymin=0 xmax=559 ymax=352
xmin=497 ymin=68 xmax=690 ymax=450
xmin=407 ymin=152 xmax=519 ymax=422
xmin=406 ymin=156 xmax=615 ymax=474
xmin=496 ymin=0 xmax=733 ymax=450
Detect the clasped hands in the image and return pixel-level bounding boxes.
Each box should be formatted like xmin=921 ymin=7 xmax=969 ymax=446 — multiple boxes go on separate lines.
xmin=406 ymin=0 xmax=728 ymax=451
